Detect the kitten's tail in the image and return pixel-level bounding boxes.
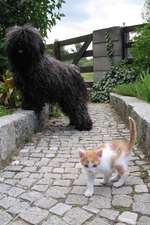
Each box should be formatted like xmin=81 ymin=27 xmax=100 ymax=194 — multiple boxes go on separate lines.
xmin=128 ymin=117 xmax=137 ymax=151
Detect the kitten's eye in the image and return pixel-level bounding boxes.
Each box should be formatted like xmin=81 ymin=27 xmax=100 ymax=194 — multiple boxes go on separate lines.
xmin=93 ymin=164 xmax=97 ymax=167
xmin=84 ymin=164 xmax=88 ymax=168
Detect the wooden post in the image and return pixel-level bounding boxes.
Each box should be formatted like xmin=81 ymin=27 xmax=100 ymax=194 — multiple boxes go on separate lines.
xmin=53 ymin=41 xmax=61 ymax=60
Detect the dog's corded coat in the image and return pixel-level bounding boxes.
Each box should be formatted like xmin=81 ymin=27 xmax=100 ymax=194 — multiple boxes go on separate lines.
xmin=5 ymin=25 xmax=92 ymax=130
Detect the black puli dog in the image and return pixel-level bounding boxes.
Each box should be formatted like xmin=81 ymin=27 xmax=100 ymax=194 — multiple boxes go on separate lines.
xmin=5 ymin=25 xmax=92 ymax=131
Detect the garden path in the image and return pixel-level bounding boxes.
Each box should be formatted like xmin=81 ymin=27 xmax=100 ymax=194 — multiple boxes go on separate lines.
xmin=0 ymin=103 xmax=149 ymax=225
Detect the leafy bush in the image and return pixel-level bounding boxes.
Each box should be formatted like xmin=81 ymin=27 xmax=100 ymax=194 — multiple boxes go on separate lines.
xmin=114 ymin=70 xmax=150 ymax=103
xmin=131 ymin=22 xmax=150 ymax=72
xmin=0 ymin=70 xmax=21 ymax=108
xmin=90 ymin=61 xmax=137 ymax=103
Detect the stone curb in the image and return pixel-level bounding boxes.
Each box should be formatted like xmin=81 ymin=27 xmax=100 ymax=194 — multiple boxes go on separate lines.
xmin=110 ymin=93 xmax=150 ymax=158
xmin=0 ymin=104 xmax=50 ymax=167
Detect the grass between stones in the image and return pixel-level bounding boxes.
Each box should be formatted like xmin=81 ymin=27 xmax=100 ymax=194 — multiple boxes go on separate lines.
xmin=113 ymin=206 xmax=132 ymax=213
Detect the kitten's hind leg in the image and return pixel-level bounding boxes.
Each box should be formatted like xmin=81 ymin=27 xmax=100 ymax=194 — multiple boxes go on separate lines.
xmin=110 ymin=174 xmax=120 ymax=182
xmin=102 ymin=171 xmax=112 ymax=185
xmin=85 ymin=173 xmax=95 ymax=197
xmin=113 ymin=165 xmax=129 ymax=187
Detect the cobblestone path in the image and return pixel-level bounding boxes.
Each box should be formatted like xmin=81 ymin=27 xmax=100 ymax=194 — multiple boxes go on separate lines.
xmin=0 ymin=104 xmax=150 ymax=225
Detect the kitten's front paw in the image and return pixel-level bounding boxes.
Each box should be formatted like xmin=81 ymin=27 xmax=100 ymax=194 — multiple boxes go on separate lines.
xmin=84 ymin=189 xmax=93 ymax=197
xmin=101 ymin=179 xmax=108 ymax=185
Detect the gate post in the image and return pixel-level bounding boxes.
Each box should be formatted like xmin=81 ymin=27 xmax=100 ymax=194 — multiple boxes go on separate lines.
xmin=93 ymin=26 xmax=122 ymax=82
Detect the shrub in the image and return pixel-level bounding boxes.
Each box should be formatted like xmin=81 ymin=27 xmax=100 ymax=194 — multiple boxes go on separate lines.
xmin=0 ymin=70 xmax=21 ymax=108
xmin=90 ymin=61 xmax=137 ymax=103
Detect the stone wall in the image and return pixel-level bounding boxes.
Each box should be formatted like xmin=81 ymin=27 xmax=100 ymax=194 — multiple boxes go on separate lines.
xmin=0 ymin=104 xmax=50 ymax=167
xmin=110 ymin=93 xmax=150 ymax=158
xmin=93 ymin=27 xmax=123 ymax=82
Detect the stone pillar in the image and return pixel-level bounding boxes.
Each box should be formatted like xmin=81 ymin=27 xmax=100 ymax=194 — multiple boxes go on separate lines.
xmin=93 ymin=26 xmax=122 ymax=82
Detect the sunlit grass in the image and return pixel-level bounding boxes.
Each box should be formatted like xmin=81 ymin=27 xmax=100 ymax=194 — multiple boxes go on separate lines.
xmin=114 ymin=73 xmax=150 ymax=103
xmin=82 ymin=72 xmax=93 ymax=81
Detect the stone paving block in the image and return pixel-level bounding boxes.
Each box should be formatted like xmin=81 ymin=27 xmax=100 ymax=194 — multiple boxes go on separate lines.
xmin=112 ymin=194 xmax=133 ymax=207
xmin=94 ymin=186 xmax=111 ymax=197
xmin=66 ymin=194 xmax=88 ymax=205
xmin=118 ymin=211 xmax=138 ymax=225
xmin=133 ymin=193 xmax=150 ymax=215
xmin=42 ymin=215 xmax=68 ymax=225
xmin=71 ymin=186 xmax=85 ymax=194
xmin=83 ymin=205 xmax=99 ymax=214
xmin=18 ymin=178 xmax=37 ymax=188
xmin=0 ymin=196 xmax=20 ymax=209
xmin=88 ymin=196 xmax=111 ymax=209
xmin=126 ymin=176 xmax=144 ymax=186
xmin=1 ymin=171 xmax=15 ymax=178
xmin=19 ymin=207 xmax=49 ymax=225
xmin=20 ymin=191 xmax=43 ymax=203
xmin=53 ymin=179 xmax=71 ymax=187
xmin=31 ymin=184 xmax=49 ymax=192
xmin=0 ymin=183 xmax=11 ymax=194
xmin=99 ymin=208 xmax=119 ymax=220
xmin=8 ymin=200 xmax=29 ymax=216
xmin=137 ymin=216 xmax=150 ymax=225
xmin=34 ymin=197 xmax=57 ymax=209
xmin=4 ymin=165 xmax=23 ymax=172
xmin=0 ymin=209 xmax=13 ymax=225
xmin=134 ymin=184 xmax=148 ymax=193
xmin=63 ymin=207 xmax=92 ymax=225
xmin=85 ymin=217 xmax=111 ymax=225
xmin=50 ymin=203 xmax=72 ymax=216
xmin=9 ymin=220 xmax=30 ymax=225
xmin=7 ymin=186 xmax=25 ymax=197
xmin=14 ymin=172 xmax=30 ymax=179
xmin=46 ymin=186 xmax=71 ymax=199
xmin=112 ymin=186 xmax=133 ymax=195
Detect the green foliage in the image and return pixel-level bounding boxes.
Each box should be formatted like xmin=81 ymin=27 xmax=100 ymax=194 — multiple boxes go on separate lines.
xmin=90 ymin=61 xmax=137 ymax=103
xmin=131 ymin=22 xmax=150 ymax=72
xmin=0 ymin=0 xmax=65 ymax=39
xmin=0 ymin=70 xmax=21 ymax=108
xmin=105 ymin=31 xmax=114 ymax=65
xmin=50 ymin=104 xmax=62 ymax=118
xmin=114 ymin=70 xmax=150 ymax=103
xmin=0 ymin=0 xmax=65 ymax=76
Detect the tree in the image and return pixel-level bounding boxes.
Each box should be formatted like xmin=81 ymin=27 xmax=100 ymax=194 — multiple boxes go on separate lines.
xmin=0 ymin=0 xmax=65 ymax=39
xmin=142 ymin=0 xmax=150 ymax=21
xmin=0 ymin=0 xmax=65 ymax=74
xmin=131 ymin=22 xmax=150 ymax=72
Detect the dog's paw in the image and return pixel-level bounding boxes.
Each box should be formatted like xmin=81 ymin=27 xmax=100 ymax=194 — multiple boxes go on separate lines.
xmin=84 ymin=189 xmax=93 ymax=197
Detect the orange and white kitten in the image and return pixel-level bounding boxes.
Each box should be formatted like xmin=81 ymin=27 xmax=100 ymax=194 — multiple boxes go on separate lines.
xmin=79 ymin=117 xmax=136 ymax=197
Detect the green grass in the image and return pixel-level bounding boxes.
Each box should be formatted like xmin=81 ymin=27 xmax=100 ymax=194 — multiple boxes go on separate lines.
xmin=0 ymin=105 xmax=15 ymax=117
xmin=114 ymin=74 xmax=150 ymax=103
xmin=82 ymin=73 xmax=93 ymax=81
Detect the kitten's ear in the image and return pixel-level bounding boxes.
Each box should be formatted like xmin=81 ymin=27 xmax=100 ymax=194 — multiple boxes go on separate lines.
xmin=79 ymin=150 xmax=85 ymax=158
xmin=96 ymin=149 xmax=102 ymax=157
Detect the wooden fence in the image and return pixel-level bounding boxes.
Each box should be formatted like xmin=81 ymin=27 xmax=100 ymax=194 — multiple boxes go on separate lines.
xmin=48 ymin=23 xmax=144 ymax=82
xmin=121 ymin=23 xmax=144 ymax=60
xmin=48 ymin=34 xmax=93 ymax=74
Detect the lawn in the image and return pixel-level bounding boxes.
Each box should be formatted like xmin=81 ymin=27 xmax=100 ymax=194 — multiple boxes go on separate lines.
xmin=114 ymin=74 xmax=150 ymax=103
xmin=82 ymin=72 xmax=93 ymax=82
xmin=0 ymin=105 xmax=15 ymax=117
